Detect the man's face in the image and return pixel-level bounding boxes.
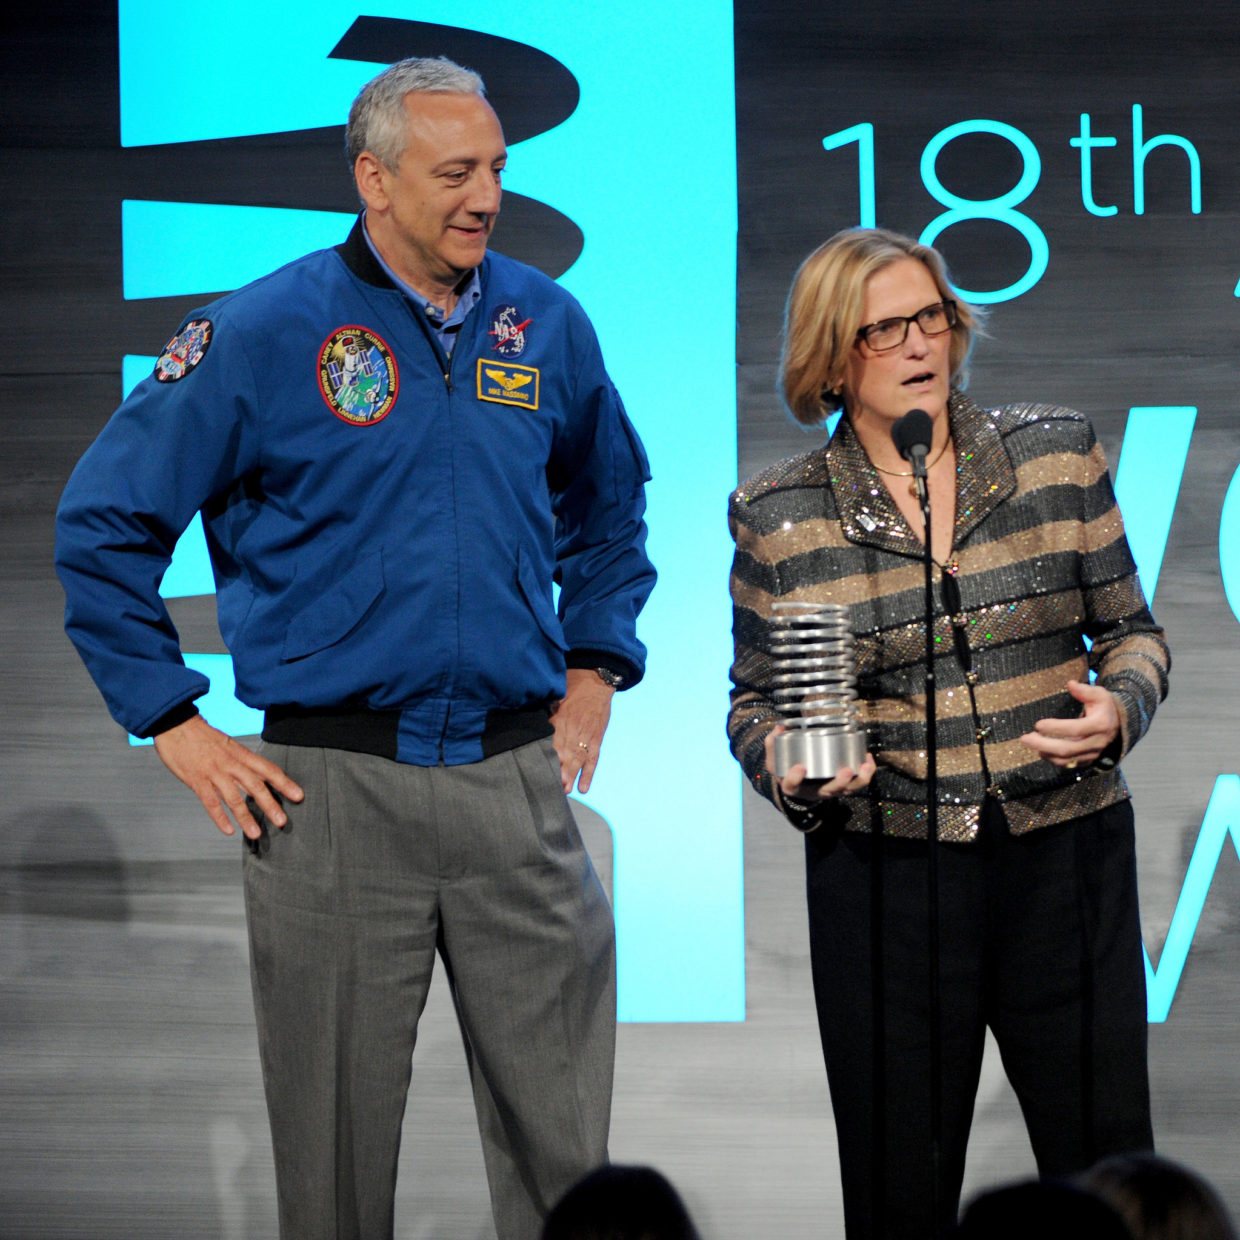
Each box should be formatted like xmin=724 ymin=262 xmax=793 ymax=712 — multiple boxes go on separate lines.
xmin=361 ymin=91 xmax=507 ymax=298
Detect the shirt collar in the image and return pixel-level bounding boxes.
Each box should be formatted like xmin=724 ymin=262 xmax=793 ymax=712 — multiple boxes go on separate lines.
xmin=361 ymin=212 xmax=482 ymax=331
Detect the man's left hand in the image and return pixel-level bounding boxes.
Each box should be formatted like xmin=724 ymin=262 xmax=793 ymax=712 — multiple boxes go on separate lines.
xmin=1020 ymin=678 xmax=1121 ymax=769
xmin=551 ymin=668 xmax=615 ymax=795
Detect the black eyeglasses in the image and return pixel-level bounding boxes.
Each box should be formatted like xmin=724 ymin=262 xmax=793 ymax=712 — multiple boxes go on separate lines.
xmin=856 ymin=300 xmax=958 ymax=352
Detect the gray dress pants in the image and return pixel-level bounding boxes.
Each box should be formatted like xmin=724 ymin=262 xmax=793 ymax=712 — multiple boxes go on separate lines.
xmin=242 ymin=737 xmax=616 ymax=1240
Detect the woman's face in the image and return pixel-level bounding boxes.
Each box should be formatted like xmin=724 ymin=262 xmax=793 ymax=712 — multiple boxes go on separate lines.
xmin=841 ymin=257 xmax=953 ymax=429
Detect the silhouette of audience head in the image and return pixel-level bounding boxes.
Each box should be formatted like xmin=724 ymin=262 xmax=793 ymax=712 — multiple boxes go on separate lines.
xmin=949 ymin=1178 xmax=1133 ymax=1240
xmin=541 ymin=1164 xmax=701 ymax=1240
xmin=1081 ymin=1153 xmax=1238 ymax=1240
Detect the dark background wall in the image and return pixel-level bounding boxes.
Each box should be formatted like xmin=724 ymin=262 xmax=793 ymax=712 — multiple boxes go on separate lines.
xmin=3 ymin=2 xmax=1238 ymax=1236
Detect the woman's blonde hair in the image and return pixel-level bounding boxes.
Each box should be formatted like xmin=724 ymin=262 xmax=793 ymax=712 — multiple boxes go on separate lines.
xmin=780 ymin=227 xmax=982 ymax=426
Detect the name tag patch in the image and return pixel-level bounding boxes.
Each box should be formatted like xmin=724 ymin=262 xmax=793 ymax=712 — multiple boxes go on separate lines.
xmin=477 ymin=360 xmax=540 ymax=409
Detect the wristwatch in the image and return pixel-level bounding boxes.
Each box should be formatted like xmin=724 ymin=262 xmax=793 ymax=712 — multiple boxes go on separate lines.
xmin=593 ymin=666 xmax=624 ymax=688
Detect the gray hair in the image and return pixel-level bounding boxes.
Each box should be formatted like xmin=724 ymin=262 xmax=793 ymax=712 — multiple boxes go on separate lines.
xmin=345 ymin=56 xmax=486 ymax=170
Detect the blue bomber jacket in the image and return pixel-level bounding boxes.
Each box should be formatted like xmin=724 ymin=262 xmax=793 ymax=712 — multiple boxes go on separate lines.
xmin=56 ymin=219 xmax=655 ymax=765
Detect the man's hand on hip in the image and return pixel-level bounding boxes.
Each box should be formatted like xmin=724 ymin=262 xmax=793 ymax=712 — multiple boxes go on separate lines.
xmin=551 ymin=669 xmax=615 ymax=795
xmin=153 ymin=713 xmax=304 ymax=839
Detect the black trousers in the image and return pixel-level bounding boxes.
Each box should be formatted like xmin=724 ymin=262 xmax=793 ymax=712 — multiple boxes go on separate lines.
xmin=806 ymin=798 xmax=1152 ymax=1240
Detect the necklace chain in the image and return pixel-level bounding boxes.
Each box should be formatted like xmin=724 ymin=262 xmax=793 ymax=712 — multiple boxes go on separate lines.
xmin=870 ymin=437 xmax=953 ymax=478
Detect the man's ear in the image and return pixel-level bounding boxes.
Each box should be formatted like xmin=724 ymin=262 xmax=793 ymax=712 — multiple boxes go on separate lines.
xmin=353 ymin=152 xmax=388 ymax=212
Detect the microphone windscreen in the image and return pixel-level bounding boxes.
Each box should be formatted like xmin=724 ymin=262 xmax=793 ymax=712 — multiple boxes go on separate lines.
xmin=892 ymin=409 xmax=934 ymax=461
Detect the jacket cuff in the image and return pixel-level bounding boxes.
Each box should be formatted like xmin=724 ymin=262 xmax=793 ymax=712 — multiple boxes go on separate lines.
xmin=773 ymin=784 xmax=828 ymax=833
xmin=565 ymin=649 xmax=640 ymax=691
xmin=1102 ymin=681 xmax=1150 ymax=759
xmin=137 ymin=700 xmax=200 ymax=740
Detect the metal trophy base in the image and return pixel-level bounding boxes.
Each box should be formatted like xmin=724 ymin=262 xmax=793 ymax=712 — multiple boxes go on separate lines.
xmin=773 ymin=728 xmax=868 ymax=781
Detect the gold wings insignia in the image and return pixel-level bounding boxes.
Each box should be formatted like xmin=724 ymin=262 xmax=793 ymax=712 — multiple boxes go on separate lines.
xmin=485 ymin=367 xmax=532 ymax=393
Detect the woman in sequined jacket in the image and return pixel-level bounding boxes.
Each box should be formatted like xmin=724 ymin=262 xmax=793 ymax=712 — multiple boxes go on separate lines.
xmin=727 ymin=228 xmax=1169 ymax=1240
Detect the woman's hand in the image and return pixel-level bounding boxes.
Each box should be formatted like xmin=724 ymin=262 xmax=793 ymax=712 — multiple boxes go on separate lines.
xmin=1020 ymin=678 xmax=1121 ymax=769
xmin=764 ymin=725 xmax=877 ymax=803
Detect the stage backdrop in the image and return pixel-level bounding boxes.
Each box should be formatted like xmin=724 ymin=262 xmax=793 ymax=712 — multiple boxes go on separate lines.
xmin=2 ymin=1 xmax=1237 ymax=1236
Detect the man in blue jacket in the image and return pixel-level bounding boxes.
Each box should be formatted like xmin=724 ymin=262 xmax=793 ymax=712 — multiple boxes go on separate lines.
xmin=56 ymin=56 xmax=655 ymax=1240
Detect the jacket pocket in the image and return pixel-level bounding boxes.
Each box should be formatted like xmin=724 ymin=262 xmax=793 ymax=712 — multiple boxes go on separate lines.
xmin=281 ymin=548 xmax=386 ymax=661
xmin=516 ymin=544 xmax=568 ymax=651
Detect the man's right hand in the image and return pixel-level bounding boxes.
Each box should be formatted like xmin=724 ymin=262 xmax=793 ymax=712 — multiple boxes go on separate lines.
xmin=153 ymin=713 xmax=304 ymax=840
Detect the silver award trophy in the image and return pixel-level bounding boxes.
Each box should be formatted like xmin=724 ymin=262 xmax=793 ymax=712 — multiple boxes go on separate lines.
xmin=769 ymin=601 xmax=868 ymax=779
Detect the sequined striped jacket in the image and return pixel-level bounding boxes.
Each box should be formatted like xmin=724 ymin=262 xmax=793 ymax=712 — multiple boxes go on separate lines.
xmin=727 ymin=392 xmax=1170 ymax=842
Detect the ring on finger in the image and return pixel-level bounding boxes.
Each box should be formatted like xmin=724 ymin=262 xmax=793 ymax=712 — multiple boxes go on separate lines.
xmin=1065 ymin=758 xmax=1078 ymax=770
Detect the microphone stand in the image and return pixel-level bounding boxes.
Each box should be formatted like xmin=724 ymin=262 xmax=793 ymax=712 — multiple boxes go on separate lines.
xmin=911 ymin=458 xmax=944 ymax=1233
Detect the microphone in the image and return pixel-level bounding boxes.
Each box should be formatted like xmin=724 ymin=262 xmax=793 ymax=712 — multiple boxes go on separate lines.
xmin=892 ymin=408 xmax=934 ymax=477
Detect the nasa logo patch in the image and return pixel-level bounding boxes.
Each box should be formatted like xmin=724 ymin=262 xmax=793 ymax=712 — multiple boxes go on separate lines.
xmin=488 ymin=304 xmax=531 ymax=357
xmin=155 ymin=319 xmax=213 ymax=382
xmin=317 ymin=326 xmax=399 ymax=425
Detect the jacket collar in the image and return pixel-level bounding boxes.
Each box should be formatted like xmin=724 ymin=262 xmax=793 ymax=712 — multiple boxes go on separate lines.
xmin=334 ymin=214 xmax=492 ymax=299
xmin=826 ymin=391 xmax=1016 ymax=559
xmin=336 ymin=215 xmax=398 ymax=289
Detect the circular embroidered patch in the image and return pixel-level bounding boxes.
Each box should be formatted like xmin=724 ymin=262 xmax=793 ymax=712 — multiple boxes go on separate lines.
xmin=155 ymin=319 xmax=213 ymax=382
xmin=317 ymin=326 xmax=399 ymax=425
xmin=488 ymin=304 xmax=531 ymax=358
